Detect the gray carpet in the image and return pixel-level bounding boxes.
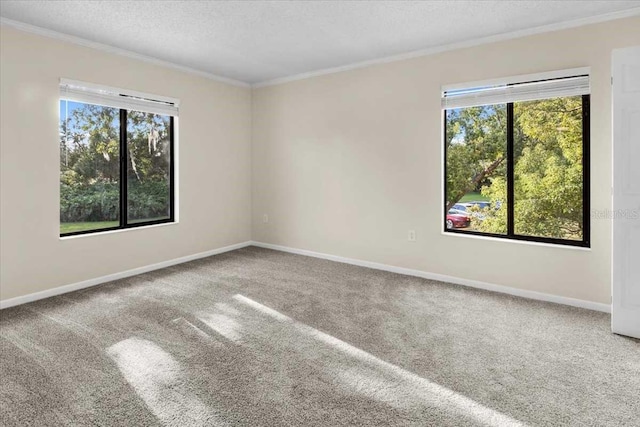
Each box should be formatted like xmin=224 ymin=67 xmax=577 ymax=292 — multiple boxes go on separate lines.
xmin=1 ymin=247 xmax=638 ymax=427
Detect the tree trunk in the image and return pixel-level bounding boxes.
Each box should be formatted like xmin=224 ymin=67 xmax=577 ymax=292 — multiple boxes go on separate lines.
xmin=446 ymin=156 xmax=505 ymax=211
xmin=129 ymin=147 xmax=142 ymax=182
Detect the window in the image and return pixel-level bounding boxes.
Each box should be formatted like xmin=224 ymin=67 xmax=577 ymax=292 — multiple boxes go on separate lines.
xmin=59 ymin=80 xmax=177 ymax=236
xmin=443 ymin=71 xmax=590 ymax=247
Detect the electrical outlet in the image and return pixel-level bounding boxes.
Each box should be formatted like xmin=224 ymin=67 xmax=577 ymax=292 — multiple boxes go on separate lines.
xmin=263 ymin=214 xmax=269 ymax=224
xmin=408 ymin=230 xmax=416 ymax=242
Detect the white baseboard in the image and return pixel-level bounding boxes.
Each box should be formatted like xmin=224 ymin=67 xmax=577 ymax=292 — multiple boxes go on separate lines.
xmin=250 ymin=241 xmax=611 ymax=313
xmin=2 ymin=239 xmax=610 ymax=313
xmin=0 ymin=241 xmax=252 ymax=310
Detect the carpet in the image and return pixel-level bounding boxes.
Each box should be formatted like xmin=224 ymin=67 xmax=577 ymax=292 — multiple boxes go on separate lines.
xmin=1 ymin=246 xmax=638 ymax=426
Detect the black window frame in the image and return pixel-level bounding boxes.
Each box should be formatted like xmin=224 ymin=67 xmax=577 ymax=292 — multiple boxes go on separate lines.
xmin=60 ymin=105 xmax=175 ymax=237
xmin=443 ymin=94 xmax=591 ymax=248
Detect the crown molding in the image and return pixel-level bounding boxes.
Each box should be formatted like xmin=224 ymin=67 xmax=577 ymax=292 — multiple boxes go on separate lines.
xmin=252 ymin=7 xmax=640 ymax=89
xmin=2 ymin=7 xmax=639 ymax=91
xmin=0 ymin=17 xmax=251 ymax=88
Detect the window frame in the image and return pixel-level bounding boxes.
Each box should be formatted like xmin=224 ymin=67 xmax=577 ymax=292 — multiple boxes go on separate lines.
xmin=60 ymin=104 xmax=176 ymax=238
xmin=443 ymin=93 xmax=591 ymax=248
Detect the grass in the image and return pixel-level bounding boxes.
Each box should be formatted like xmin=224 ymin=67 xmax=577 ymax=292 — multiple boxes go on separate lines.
xmin=60 ymin=221 xmax=119 ymax=234
xmin=60 ymin=217 xmax=170 ymax=234
xmin=459 ymin=192 xmax=490 ymax=203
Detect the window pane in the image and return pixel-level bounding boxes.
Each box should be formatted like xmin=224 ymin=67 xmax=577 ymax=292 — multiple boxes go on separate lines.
xmin=126 ymin=110 xmax=171 ymax=224
xmin=445 ymin=104 xmax=508 ymax=235
xmin=513 ymin=96 xmax=584 ymax=241
xmin=59 ymin=100 xmax=120 ymax=234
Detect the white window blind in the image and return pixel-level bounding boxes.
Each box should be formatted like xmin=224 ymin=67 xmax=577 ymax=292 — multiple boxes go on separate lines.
xmin=59 ymin=79 xmax=179 ymax=117
xmin=442 ymin=74 xmax=590 ymax=110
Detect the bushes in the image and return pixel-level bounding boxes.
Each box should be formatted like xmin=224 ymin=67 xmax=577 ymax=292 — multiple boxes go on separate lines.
xmin=127 ymin=181 xmax=170 ymax=221
xmin=60 ymin=182 xmax=119 ymax=222
xmin=60 ymin=180 xmax=169 ymax=222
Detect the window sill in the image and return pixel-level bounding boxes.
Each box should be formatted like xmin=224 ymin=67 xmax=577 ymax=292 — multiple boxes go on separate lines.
xmin=441 ymin=230 xmax=591 ymax=251
xmin=59 ymin=221 xmax=178 ymax=241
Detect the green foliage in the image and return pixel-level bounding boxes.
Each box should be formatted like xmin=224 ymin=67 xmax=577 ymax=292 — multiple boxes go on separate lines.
xmin=128 ymin=181 xmax=171 ymax=221
xmin=475 ymin=178 xmax=508 ymax=234
xmin=126 ymin=110 xmax=171 ymax=184
xmin=60 ymin=104 xmax=120 ymax=182
xmin=60 ymin=102 xmax=171 ymax=226
xmin=446 ymin=96 xmax=584 ymax=240
xmin=445 ymin=105 xmax=507 ymax=210
xmin=511 ymin=97 xmax=583 ymax=240
xmin=60 ymin=180 xmax=169 ymax=222
xmin=60 ymin=181 xmax=119 ymax=222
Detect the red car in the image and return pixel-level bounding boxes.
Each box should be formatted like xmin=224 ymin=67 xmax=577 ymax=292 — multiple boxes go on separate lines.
xmin=446 ymin=209 xmax=471 ymax=229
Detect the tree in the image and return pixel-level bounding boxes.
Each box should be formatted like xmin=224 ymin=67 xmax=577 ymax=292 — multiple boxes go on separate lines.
xmin=125 ymin=110 xmax=171 ymax=221
xmin=511 ymin=96 xmax=583 ymax=239
xmin=445 ymin=105 xmax=507 ymax=211
xmin=60 ymin=103 xmax=120 ymax=184
xmin=59 ymin=101 xmax=171 ymax=223
xmin=446 ymin=96 xmax=584 ymax=240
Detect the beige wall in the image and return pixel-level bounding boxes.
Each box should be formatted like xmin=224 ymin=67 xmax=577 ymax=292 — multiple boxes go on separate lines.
xmin=0 ymin=27 xmax=252 ymax=301
xmin=252 ymin=17 xmax=640 ymax=305
xmin=2 ymin=18 xmax=639 ymax=306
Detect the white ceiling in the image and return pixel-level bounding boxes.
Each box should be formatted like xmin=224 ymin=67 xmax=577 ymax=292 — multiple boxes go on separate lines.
xmin=1 ymin=1 xmax=639 ymax=86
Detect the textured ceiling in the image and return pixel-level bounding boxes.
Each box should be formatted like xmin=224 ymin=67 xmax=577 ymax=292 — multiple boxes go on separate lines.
xmin=1 ymin=1 xmax=639 ymax=85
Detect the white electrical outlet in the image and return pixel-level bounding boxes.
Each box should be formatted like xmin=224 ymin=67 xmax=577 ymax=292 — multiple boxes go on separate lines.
xmin=263 ymin=214 xmax=269 ymax=224
xmin=408 ymin=230 xmax=416 ymax=241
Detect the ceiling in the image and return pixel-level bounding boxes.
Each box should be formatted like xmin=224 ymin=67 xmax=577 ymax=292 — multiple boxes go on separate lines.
xmin=1 ymin=1 xmax=639 ymax=86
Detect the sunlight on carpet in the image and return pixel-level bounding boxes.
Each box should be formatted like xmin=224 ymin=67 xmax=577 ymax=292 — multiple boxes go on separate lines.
xmin=107 ymin=337 xmax=225 ymax=427
xmin=232 ymin=294 xmax=526 ymax=427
